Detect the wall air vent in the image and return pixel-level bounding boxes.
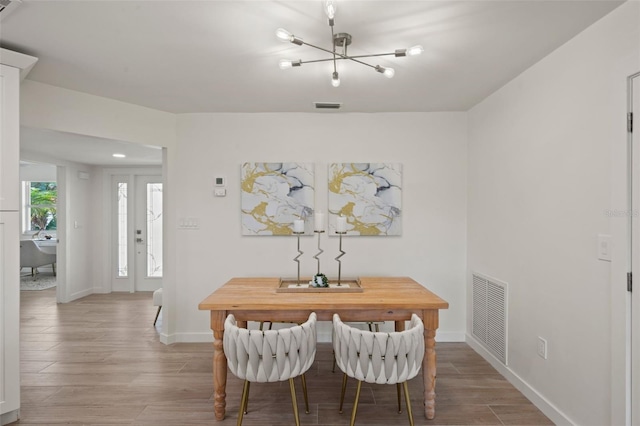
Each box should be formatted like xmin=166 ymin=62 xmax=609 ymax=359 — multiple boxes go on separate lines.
xmin=314 ymin=102 xmax=342 ymax=110
xmin=0 ymin=0 xmax=21 ymax=21
xmin=472 ymin=273 xmax=508 ymax=365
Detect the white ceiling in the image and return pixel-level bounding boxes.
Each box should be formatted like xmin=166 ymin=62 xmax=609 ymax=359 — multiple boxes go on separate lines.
xmin=0 ymin=0 xmax=625 ymax=164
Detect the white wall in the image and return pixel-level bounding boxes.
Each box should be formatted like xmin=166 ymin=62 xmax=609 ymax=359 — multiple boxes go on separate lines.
xmin=59 ymin=162 xmax=98 ymax=302
xmin=19 ymin=162 xmax=56 ymax=182
xmin=467 ymin=2 xmax=640 ymax=425
xmin=20 ymin=81 xmax=176 ymax=149
xmin=171 ymin=112 xmax=468 ymax=342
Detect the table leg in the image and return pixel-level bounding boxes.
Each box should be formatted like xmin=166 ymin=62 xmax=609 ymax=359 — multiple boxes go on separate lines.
xmin=213 ymin=329 xmax=227 ymax=421
xmin=423 ymin=327 xmax=436 ymax=420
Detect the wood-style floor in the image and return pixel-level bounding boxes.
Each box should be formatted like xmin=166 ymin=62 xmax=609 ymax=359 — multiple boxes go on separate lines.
xmin=13 ymin=288 xmax=553 ymax=425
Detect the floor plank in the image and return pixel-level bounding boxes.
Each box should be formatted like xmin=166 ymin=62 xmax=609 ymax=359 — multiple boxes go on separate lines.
xmin=11 ymin=288 xmax=553 ymax=425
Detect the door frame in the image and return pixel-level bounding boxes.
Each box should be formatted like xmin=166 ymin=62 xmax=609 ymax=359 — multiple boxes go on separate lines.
xmin=627 ymin=70 xmax=640 ymax=426
xmin=102 ymin=167 xmax=162 ymax=293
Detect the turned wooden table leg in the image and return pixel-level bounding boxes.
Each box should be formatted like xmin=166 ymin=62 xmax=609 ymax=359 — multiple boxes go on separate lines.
xmin=424 ymin=327 xmax=436 ymax=419
xmin=422 ymin=309 xmax=438 ymax=420
xmin=213 ymin=329 xmax=227 ymax=421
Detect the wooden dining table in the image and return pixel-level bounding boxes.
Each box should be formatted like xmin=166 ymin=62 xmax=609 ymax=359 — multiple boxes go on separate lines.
xmin=198 ymin=276 xmax=449 ymax=421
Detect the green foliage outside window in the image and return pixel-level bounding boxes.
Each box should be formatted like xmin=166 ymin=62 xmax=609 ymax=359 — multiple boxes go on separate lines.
xmin=30 ymin=182 xmax=57 ymax=231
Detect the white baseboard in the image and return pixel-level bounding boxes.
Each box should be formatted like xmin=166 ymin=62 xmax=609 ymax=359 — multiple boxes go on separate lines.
xmin=159 ymin=332 xmax=177 ymax=344
xmin=434 ymin=331 xmax=465 ymax=342
xmin=1 ymin=409 xmax=19 ymax=425
xmin=65 ymin=287 xmax=93 ymax=303
xmin=465 ymin=333 xmax=574 ymax=426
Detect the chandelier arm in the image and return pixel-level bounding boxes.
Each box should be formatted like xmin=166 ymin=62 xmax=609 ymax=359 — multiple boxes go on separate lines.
xmin=342 ymin=52 xmax=398 ymax=59
xmin=300 ymin=56 xmax=390 ymax=65
xmin=300 ymin=41 xmax=378 ymax=69
xmin=331 ymin=25 xmax=337 ymax=74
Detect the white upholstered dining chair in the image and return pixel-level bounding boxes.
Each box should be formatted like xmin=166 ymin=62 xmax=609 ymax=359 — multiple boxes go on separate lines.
xmin=20 ymin=240 xmax=57 ymax=278
xmin=223 ymin=312 xmax=317 ymax=426
xmin=332 ymin=313 xmax=425 ymax=426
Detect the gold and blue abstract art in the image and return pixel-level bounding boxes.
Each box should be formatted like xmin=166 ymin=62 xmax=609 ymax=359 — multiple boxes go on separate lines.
xmin=241 ymin=162 xmax=315 ymax=235
xmin=328 ymin=163 xmax=402 ymax=236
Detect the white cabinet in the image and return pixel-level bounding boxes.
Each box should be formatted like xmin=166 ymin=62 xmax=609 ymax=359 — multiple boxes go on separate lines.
xmin=0 ymin=212 xmax=19 ymax=422
xmin=1 ymin=50 xmax=37 ymax=425
xmin=0 ymin=64 xmax=19 ymax=212
xmin=0 ymin=62 xmax=20 ymax=424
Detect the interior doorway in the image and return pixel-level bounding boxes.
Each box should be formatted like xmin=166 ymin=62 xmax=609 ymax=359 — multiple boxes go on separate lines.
xmin=112 ymin=172 xmax=163 ymax=292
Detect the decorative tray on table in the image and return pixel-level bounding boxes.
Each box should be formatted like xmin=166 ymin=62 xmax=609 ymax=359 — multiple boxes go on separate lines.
xmin=276 ymin=277 xmax=363 ymax=293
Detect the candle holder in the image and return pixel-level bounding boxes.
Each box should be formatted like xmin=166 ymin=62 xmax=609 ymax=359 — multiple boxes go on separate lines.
xmin=293 ymin=231 xmax=304 ymax=286
xmin=335 ymin=231 xmax=347 ymax=285
xmin=313 ymin=230 xmax=325 ymax=275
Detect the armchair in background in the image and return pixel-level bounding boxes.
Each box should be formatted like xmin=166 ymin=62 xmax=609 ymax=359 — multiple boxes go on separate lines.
xmin=20 ymin=240 xmax=56 ymax=278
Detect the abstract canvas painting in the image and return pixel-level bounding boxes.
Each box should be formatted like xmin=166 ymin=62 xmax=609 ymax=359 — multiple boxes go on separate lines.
xmin=241 ymin=162 xmax=314 ymax=235
xmin=328 ymin=163 xmax=402 ymax=235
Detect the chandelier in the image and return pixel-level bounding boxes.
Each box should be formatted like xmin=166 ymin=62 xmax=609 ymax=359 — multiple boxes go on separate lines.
xmin=276 ymin=0 xmax=424 ymax=87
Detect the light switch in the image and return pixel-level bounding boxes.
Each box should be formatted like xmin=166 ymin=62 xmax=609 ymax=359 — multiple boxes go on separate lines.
xmin=597 ymin=234 xmax=611 ymax=261
xmin=178 ymin=217 xmax=200 ymax=230
xmin=214 ymin=188 xmax=226 ymax=197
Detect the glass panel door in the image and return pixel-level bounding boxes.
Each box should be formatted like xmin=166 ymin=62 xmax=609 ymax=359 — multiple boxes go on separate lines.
xmin=111 ymin=174 xmax=162 ymax=292
xmin=135 ymin=176 xmax=163 ymax=291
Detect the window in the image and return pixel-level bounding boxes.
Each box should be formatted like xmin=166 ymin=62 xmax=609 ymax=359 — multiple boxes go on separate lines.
xmin=146 ymin=183 xmax=163 ymax=277
xmin=117 ymin=182 xmax=128 ymax=277
xmin=22 ymin=181 xmax=57 ymax=234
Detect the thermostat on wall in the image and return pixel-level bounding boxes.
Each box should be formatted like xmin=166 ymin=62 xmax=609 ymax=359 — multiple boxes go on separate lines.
xmin=214 ymin=177 xmax=226 ymax=186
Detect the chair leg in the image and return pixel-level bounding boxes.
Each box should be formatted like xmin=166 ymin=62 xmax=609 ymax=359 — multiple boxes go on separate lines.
xmin=332 ymin=351 xmax=336 ymax=373
xmin=367 ymin=322 xmax=381 ymax=332
xmin=349 ymin=380 xmax=362 ymax=426
xmin=237 ymin=380 xmax=250 ymax=426
xmin=339 ymin=373 xmax=348 ymax=413
xmin=243 ymin=381 xmax=250 ymax=414
xmin=289 ymin=377 xmax=301 ymax=426
xmin=397 ymin=383 xmax=402 ymax=413
xmin=403 ymin=381 xmax=414 ymax=426
xmin=153 ymin=306 xmax=162 ymax=326
xmin=300 ymin=374 xmax=310 ymax=414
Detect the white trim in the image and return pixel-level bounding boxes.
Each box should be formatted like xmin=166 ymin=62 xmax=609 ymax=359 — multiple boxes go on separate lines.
xmin=65 ymin=288 xmax=93 ymax=303
xmin=160 ymin=332 xmax=178 ymax=345
xmin=0 ymin=409 xmax=19 ymax=425
xmin=0 ymin=48 xmax=37 ymax=79
xmin=466 ymin=333 xmax=574 ymax=426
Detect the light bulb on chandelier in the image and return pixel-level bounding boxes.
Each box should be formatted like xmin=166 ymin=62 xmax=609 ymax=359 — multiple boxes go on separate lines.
xmin=276 ymin=0 xmax=422 ymax=87
xmin=331 ymin=71 xmax=341 ymax=87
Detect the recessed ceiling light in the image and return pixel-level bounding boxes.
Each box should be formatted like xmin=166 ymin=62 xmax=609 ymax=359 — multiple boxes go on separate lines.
xmin=112 ymin=153 xmax=126 ymax=158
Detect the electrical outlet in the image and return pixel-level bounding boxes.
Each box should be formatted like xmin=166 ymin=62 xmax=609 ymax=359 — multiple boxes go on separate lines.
xmin=537 ymin=337 xmax=548 ymax=359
